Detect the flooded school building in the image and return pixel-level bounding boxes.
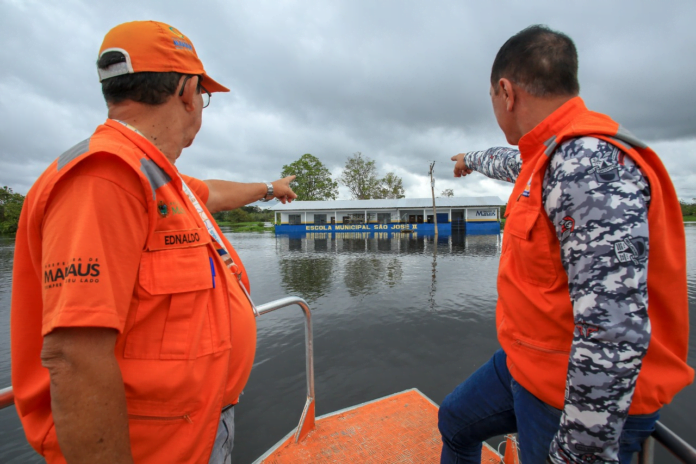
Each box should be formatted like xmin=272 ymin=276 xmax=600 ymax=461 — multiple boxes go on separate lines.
xmin=270 ymin=197 xmax=504 ymax=235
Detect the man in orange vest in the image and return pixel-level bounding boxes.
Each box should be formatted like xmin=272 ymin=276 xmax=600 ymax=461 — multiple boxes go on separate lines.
xmin=11 ymin=21 xmax=297 ymax=463
xmin=439 ymin=25 xmax=693 ymax=463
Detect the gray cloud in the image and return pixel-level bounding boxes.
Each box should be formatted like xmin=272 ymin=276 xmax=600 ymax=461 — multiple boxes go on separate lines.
xmin=1 ymin=0 xmax=695 ymax=201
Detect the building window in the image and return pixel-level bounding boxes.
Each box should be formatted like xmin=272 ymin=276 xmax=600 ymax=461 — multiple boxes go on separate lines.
xmin=314 ymin=214 xmax=327 ymax=225
xmin=377 ymin=213 xmax=391 ymax=224
xmin=289 ymin=214 xmax=302 ymax=225
xmin=402 ymin=211 xmax=422 ymax=223
xmin=344 ymin=213 xmax=366 ymax=224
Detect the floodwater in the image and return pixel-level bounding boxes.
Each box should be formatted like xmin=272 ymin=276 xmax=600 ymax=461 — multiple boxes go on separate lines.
xmin=1 ymin=228 xmax=695 ymax=463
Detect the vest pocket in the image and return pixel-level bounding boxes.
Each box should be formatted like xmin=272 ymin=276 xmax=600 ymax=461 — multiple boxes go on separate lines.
xmin=124 ymin=245 xmax=214 ymax=359
xmin=139 ymin=245 xmax=212 ymax=295
xmin=514 ymin=337 xmax=569 ymax=355
xmin=504 ymin=202 xmax=559 ymax=288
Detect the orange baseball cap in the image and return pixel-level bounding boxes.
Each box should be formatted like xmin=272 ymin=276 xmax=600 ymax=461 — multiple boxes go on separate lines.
xmin=98 ymin=21 xmax=229 ymax=93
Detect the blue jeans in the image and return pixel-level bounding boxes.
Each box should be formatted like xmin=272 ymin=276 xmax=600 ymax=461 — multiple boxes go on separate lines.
xmin=438 ymin=349 xmax=659 ymax=464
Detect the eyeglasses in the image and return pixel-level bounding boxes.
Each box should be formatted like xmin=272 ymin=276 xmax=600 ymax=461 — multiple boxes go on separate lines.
xmin=179 ymin=75 xmax=211 ymax=108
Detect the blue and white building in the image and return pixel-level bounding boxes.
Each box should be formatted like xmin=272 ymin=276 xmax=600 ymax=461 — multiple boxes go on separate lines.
xmin=269 ymin=196 xmax=504 ymax=235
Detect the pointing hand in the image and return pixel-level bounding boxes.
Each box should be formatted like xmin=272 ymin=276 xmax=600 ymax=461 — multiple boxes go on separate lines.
xmin=451 ymin=153 xmax=473 ymax=178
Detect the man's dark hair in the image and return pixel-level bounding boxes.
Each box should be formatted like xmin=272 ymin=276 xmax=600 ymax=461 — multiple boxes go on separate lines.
xmin=491 ymin=25 xmax=579 ymax=97
xmin=98 ymin=51 xmax=182 ymax=105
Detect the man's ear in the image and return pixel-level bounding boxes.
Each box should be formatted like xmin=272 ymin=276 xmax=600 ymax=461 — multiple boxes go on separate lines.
xmin=179 ymin=75 xmax=198 ymax=112
xmin=499 ymin=78 xmax=515 ymax=112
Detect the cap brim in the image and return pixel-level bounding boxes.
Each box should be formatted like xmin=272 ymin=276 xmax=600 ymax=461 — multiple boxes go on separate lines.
xmin=201 ymin=73 xmax=229 ymax=93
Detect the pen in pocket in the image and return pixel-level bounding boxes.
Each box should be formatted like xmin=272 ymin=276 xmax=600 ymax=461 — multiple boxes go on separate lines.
xmin=209 ymin=257 xmax=216 ymax=288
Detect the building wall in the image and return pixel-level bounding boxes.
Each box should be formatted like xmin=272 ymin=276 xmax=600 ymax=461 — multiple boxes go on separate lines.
xmin=278 ymin=210 xmax=404 ymax=224
xmin=276 ymin=207 xmax=501 ymax=227
xmin=278 ymin=211 xmax=338 ymax=224
xmin=275 ymin=221 xmax=502 ymax=235
xmin=465 ymin=207 xmax=498 ymax=221
xmin=466 ymin=222 xmax=501 ymax=235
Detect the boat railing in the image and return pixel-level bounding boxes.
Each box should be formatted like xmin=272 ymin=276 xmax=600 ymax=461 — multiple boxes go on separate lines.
xmin=253 ymin=296 xmax=315 ymax=442
xmin=639 ymin=422 xmax=696 ymax=464
xmin=1 ymin=294 xmax=695 ymax=463
xmin=0 ymin=386 xmax=12 ymax=411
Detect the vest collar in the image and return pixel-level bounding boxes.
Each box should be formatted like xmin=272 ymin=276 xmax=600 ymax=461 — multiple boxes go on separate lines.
xmin=104 ymin=119 xmax=182 ymax=189
xmin=517 ymin=96 xmax=587 ymax=162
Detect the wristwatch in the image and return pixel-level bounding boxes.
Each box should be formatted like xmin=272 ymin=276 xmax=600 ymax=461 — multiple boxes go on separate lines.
xmin=261 ymin=182 xmax=274 ymax=202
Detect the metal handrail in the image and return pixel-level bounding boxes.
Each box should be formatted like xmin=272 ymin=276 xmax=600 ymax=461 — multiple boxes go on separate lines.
xmin=0 ymin=386 xmax=12 ymax=410
xmin=0 ymin=296 xmax=316 ymax=444
xmin=639 ymin=422 xmax=696 ymax=464
xmin=254 ymin=296 xmax=315 ymax=442
xmin=654 ymin=422 xmax=696 ymax=463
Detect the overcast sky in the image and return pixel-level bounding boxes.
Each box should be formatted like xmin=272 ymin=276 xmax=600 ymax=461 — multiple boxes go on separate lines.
xmin=2 ymin=0 xmax=695 ymax=203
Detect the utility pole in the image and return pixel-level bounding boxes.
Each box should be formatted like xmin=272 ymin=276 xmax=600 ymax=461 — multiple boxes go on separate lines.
xmin=429 ymin=161 xmax=438 ymax=239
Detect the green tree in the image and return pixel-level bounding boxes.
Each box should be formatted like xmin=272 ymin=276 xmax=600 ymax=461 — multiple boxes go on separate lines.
xmin=213 ymin=205 xmax=274 ymax=224
xmin=228 ymin=208 xmax=252 ymax=223
xmin=340 ymin=152 xmax=382 ymax=199
xmin=281 ymin=154 xmax=338 ymax=201
xmin=680 ymin=199 xmax=696 ymax=217
xmin=440 ymin=188 xmax=454 ymax=197
xmin=379 ymin=172 xmax=405 ymax=199
xmin=0 ymin=186 xmax=25 ymax=235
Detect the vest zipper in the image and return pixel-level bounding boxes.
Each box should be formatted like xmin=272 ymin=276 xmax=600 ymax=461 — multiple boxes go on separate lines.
xmin=514 ymin=339 xmax=568 ymax=355
xmin=128 ymin=413 xmax=193 ymax=423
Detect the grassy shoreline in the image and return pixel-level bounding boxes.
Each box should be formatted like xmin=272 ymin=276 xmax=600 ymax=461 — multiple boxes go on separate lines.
xmin=216 ymin=221 xmax=274 ymax=233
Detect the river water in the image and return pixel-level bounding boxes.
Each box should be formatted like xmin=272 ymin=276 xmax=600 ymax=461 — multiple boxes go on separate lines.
xmin=1 ymin=228 xmax=694 ymax=463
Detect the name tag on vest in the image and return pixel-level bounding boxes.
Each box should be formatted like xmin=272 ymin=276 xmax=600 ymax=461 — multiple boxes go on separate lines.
xmin=150 ymin=228 xmax=211 ymax=251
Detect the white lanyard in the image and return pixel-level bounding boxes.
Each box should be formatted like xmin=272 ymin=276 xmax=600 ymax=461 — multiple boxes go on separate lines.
xmin=180 ymin=177 xmax=260 ymax=317
xmin=181 ymin=180 xmax=226 ymax=251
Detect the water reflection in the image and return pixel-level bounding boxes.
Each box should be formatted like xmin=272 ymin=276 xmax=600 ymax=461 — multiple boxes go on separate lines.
xmin=274 ymin=232 xmax=502 ymax=302
xmin=429 ymin=245 xmax=437 ymax=312
xmin=276 ymin=231 xmax=502 ymax=257
xmin=278 ymin=256 xmax=335 ymax=303
xmin=343 ymin=256 xmax=403 ymax=296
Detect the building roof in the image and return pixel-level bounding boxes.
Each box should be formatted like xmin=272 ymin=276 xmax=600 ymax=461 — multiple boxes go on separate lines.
xmin=268 ymin=196 xmax=504 ymax=211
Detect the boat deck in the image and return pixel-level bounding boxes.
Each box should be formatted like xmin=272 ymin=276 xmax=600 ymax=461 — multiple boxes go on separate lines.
xmin=254 ymin=389 xmax=503 ymax=463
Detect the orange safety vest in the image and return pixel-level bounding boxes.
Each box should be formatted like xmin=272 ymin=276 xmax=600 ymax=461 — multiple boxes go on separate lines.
xmin=11 ymin=120 xmax=257 ymax=462
xmin=497 ymin=97 xmax=693 ymax=414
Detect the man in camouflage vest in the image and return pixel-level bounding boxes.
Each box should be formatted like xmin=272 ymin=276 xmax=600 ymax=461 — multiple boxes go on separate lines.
xmin=439 ymin=25 xmax=692 ymax=464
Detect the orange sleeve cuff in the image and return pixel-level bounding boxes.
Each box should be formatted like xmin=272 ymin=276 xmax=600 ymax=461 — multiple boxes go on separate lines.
xmin=42 ymin=306 xmax=124 ymax=336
